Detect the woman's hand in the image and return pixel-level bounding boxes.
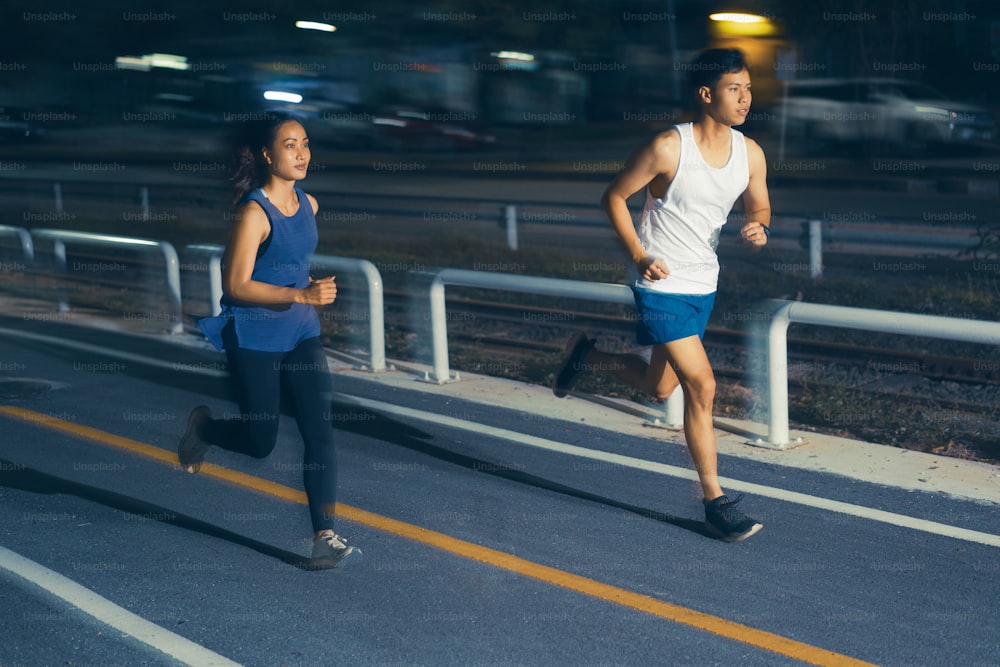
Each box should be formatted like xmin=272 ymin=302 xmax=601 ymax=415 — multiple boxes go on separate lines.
xmin=298 ymin=276 xmax=337 ymax=306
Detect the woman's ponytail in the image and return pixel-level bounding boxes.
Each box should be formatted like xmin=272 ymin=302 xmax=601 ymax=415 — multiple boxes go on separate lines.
xmin=227 ymin=111 xmax=303 ymax=210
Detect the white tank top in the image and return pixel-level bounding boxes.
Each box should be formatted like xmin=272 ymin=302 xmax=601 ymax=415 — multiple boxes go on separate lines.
xmin=635 ymin=122 xmax=749 ymax=295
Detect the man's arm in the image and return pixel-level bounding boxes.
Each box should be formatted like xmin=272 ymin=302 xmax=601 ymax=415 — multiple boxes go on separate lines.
xmin=739 ymin=137 xmax=771 ymax=248
xmin=600 ymin=131 xmax=679 ymax=280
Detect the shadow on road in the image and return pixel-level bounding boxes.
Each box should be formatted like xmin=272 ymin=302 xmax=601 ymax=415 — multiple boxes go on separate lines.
xmin=0 ymin=457 xmax=333 ymax=571
xmin=326 ymin=398 xmax=714 ymax=540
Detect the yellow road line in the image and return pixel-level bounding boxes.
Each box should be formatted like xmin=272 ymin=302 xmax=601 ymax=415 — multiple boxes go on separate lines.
xmin=0 ymin=406 xmax=877 ymax=667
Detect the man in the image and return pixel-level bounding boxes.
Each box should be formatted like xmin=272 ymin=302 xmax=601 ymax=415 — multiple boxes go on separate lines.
xmin=553 ymin=49 xmax=770 ymax=541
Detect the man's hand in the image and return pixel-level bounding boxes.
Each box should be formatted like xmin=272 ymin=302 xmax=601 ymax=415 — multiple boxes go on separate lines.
xmin=740 ymin=221 xmax=769 ymax=248
xmin=637 ymin=256 xmax=670 ymax=281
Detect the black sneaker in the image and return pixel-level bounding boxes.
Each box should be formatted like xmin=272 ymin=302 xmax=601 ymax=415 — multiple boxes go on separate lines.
xmin=704 ymin=494 xmax=763 ymax=542
xmin=178 ymin=405 xmax=212 ymax=474
xmin=552 ymin=331 xmax=595 ymax=398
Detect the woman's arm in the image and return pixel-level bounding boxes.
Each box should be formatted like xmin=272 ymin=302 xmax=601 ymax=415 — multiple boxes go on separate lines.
xmin=223 ymin=202 xmax=335 ymax=307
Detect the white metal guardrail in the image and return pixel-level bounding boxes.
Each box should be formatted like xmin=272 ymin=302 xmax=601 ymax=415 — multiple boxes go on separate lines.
xmin=31 ymin=229 xmax=183 ymax=334
xmin=184 ymin=244 xmax=225 ymax=317
xmin=0 ymin=225 xmax=34 ymax=264
xmin=424 ymin=267 xmax=686 ymax=426
xmin=761 ymin=300 xmax=1000 ymax=449
xmin=795 ymin=219 xmax=980 ymax=279
xmin=14 ymin=173 xmax=989 ymax=261
xmin=310 ymin=255 xmax=387 ymax=373
xmin=188 ymin=244 xmax=388 ymax=373
xmin=10 ymin=227 xmax=998 ymax=443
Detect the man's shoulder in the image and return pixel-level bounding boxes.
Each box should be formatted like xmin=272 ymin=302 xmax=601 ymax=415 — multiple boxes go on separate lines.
xmin=646 ymin=125 xmax=682 ymax=155
xmin=741 ymin=134 xmax=766 ymax=162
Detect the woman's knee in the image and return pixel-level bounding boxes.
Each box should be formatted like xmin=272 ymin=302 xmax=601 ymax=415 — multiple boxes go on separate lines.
xmin=244 ymin=418 xmax=280 ymax=458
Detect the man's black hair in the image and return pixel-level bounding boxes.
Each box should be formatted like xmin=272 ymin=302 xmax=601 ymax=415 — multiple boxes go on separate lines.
xmin=687 ymin=49 xmax=750 ymax=107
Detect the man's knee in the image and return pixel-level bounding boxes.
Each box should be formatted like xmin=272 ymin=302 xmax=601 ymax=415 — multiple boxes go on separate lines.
xmin=651 ymin=378 xmax=680 ymax=401
xmin=681 ymin=372 xmax=716 ymax=405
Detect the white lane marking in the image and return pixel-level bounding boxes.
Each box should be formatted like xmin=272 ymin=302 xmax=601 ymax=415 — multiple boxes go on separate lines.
xmin=0 ymin=544 xmax=243 ymax=667
xmin=3 ymin=326 xmax=998 ymax=548
xmin=0 ymin=328 xmax=228 ymax=378
xmin=342 ymin=394 xmax=1000 ymax=549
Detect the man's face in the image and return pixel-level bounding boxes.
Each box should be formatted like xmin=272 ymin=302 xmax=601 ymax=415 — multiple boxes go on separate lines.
xmin=705 ymin=68 xmax=752 ymax=125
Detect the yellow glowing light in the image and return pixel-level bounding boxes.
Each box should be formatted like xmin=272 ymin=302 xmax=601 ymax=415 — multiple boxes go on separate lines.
xmin=708 ymin=12 xmax=777 ymax=37
xmin=709 ymin=12 xmax=767 ymax=23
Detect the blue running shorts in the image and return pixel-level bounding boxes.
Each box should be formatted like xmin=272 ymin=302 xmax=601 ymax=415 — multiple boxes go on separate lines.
xmin=632 ymin=288 xmax=716 ymax=346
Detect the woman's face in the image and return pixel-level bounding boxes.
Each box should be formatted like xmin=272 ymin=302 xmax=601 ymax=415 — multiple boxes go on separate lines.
xmin=263 ymin=120 xmax=310 ymax=182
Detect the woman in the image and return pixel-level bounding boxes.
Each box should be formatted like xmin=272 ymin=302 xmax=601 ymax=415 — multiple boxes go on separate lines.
xmin=178 ymin=113 xmax=360 ymax=568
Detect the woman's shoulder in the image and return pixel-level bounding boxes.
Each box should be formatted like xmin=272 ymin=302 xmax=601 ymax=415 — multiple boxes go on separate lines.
xmin=238 ymin=187 xmax=266 ymax=204
xmin=300 ymin=190 xmax=319 ymax=214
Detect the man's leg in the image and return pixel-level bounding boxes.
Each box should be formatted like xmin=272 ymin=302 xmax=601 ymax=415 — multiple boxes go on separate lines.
xmin=660 ymin=335 xmax=762 ymax=540
xmin=584 ymin=345 xmax=681 ymax=400
xmin=556 ymin=340 xmax=681 ymax=399
xmin=658 ymin=335 xmax=723 ymax=500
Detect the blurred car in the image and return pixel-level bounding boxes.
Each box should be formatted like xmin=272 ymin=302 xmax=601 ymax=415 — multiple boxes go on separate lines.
xmin=371 ymin=105 xmax=496 ymax=151
xmin=775 ymin=78 xmax=996 ymax=149
xmin=311 ymin=100 xmax=375 ymax=148
xmin=0 ymin=105 xmax=45 ymax=142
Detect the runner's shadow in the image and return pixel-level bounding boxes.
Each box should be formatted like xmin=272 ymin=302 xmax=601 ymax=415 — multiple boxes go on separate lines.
xmin=0 ymin=458 xmax=330 ymax=571
xmin=327 ymin=399 xmax=712 ymax=539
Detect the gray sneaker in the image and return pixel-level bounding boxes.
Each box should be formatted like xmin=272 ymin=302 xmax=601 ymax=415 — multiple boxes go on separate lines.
xmin=311 ymin=533 xmax=362 ymax=569
xmin=178 ymin=406 xmax=212 ymax=474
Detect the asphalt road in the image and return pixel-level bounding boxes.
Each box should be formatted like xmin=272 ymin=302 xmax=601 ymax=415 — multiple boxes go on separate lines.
xmin=0 ymin=314 xmax=998 ymax=666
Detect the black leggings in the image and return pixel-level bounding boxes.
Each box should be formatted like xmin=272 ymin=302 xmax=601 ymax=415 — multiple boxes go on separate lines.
xmin=202 ymin=321 xmax=337 ymax=533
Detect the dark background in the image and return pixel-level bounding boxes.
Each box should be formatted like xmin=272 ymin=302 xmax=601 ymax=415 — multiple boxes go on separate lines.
xmin=2 ymin=0 xmax=998 ymax=133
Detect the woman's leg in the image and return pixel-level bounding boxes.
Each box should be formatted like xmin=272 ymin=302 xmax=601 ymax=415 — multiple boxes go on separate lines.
xmin=281 ymin=337 xmax=338 ymax=534
xmin=201 ymin=321 xmax=282 ymax=459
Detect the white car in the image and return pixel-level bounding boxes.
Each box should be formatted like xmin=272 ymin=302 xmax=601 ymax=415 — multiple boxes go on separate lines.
xmin=776 ymin=78 xmax=996 ymax=148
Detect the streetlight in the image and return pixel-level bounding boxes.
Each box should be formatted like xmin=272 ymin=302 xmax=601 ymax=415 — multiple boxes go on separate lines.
xmin=708 ymin=12 xmax=777 ymax=37
xmin=295 ymin=20 xmax=336 ymax=32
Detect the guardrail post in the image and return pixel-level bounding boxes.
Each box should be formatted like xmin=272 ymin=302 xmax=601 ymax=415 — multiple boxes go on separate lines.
xmin=54 ymin=182 xmax=63 ymax=213
xmin=504 ymin=205 xmax=518 ymax=251
xmin=208 ymin=251 xmax=223 ymax=317
xmin=754 ymin=300 xmax=796 ymax=449
xmin=808 ymin=219 xmax=823 ymax=279
xmin=661 ymin=386 xmax=684 ymax=428
xmin=427 ymin=273 xmax=458 ymax=383
xmin=0 ymin=225 xmax=34 ymax=264
xmin=160 ymin=242 xmax=183 ymax=333
xmin=186 ymin=244 xmax=226 ymax=317
xmin=51 ymin=238 xmax=69 ymax=313
xmin=357 ymin=260 xmax=387 ymax=373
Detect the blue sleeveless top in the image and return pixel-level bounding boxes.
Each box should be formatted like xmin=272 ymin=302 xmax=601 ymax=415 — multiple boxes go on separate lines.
xmin=199 ymin=188 xmax=321 ymax=352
